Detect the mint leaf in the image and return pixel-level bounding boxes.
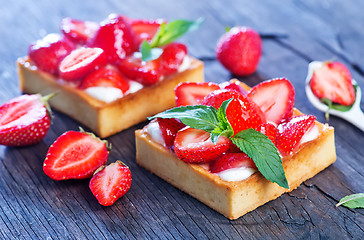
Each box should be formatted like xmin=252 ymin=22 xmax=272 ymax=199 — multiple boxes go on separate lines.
xmin=231 ymin=129 xmax=289 ymax=189
xmin=149 ymin=105 xmax=219 ymax=133
xmin=140 ymin=41 xmax=164 ymax=61
xmin=336 ymin=193 xmax=364 ymax=209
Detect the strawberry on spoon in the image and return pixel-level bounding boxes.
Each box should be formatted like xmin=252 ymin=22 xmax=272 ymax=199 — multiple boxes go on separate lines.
xmin=0 ymin=93 xmax=54 ymax=147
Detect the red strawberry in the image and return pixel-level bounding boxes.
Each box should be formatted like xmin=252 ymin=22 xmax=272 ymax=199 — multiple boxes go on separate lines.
xmin=276 ymin=115 xmax=316 ymax=156
xmin=175 ymin=82 xmax=220 ymax=106
xmin=61 ymin=18 xmax=99 ymax=45
xmin=29 ymin=33 xmax=75 ymax=76
xmin=0 ymin=94 xmax=53 ymax=147
xmin=219 ymin=79 xmax=247 ymax=95
xmin=157 ymin=118 xmax=185 ymax=149
xmin=174 ymin=128 xmax=231 ymax=163
xmin=202 ymin=89 xmax=266 ymax=135
xmin=88 ymin=14 xmax=137 ymax=63
xmin=216 ymin=27 xmax=262 ymax=76
xmin=159 ymin=43 xmax=187 ymax=75
xmin=209 ymin=152 xmax=257 ymax=173
xmin=79 ymin=67 xmax=130 ymax=93
xmin=59 ymin=47 xmax=108 ymax=81
xmin=256 ymin=122 xmax=278 ymax=143
xmin=43 ymin=130 xmax=109 ymax=180
xmin=89 ymin=160 xmax=132 ymax=206
xmin=130 ymin=19 xmax=164 ymax=47
xmin=310 ymin=61 xmax=355 ymax=106
xmin=117 ymin=55 xmax=161 ymax=85
xmin=247 ymin=78 xmax=295 ymax=124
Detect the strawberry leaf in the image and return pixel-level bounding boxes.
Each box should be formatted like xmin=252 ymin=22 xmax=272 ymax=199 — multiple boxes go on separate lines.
xmin=336 ymin=193 xmax=364 ymax=209
xmin=231 ymin=129 xmax=289 ymax=189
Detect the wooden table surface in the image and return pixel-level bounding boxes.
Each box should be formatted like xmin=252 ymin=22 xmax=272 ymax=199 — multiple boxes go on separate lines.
xmin=0 ymin=0 xmax=363 ymax=239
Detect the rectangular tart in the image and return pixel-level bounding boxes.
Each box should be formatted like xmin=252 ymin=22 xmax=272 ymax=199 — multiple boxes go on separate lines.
xmin=135 ymin=83 xmax=336 ymax=220
xmin=17 ymin=56 xmax=204 ymax=138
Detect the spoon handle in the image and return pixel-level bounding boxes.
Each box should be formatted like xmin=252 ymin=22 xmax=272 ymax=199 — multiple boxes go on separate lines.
xmin=342 ymin=107 xmax=364 ymax=131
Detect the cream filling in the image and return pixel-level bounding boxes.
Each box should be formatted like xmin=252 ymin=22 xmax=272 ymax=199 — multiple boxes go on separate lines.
xmin=84 ymin=87 xmax=123 ymax=103
xmin=146 ymin=120 xmax=165 ymax=146
xmin=217 ymin=167 xmax=256 ymax=182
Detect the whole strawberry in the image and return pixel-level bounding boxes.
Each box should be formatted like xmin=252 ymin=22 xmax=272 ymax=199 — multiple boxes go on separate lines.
xmin=216 ymin=27 xmax=262 ymax=76
xmin=0 ymin=94 xmax=53 ymax=147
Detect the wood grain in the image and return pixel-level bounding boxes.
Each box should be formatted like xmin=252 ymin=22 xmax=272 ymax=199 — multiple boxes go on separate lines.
xmin=0 ymin=0 xmax=363 ymax=239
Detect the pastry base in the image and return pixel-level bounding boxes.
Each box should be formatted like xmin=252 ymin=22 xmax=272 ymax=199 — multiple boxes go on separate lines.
xmin=17 ymin=57 xmax=204 ymax=138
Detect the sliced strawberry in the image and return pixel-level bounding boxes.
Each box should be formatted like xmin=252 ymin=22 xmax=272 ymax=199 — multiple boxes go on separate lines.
xmin=117 ymin=55 xmax=161 ymax=85
xmin=175 ymin=82 xmax=220 ymax=106
xmin=43 ymin=130 xmax=109 ymax=180
xmin=159 ymin=43 xmax=187 ymax=75
xmin=202 ymin=89 xmax=266 ymax=135
xmin=247 ymin=78 xmax=295 ymax=124
xmin=61 ymin=18 xmax=99 ymax=45
xmin=59 ymin=47 xmax=108 ymax=81
xmin=0 ymin=94 xmax=52 ymax=147
xmin=219 ymin=79 xmax=247 ymax=95
xmin=89 ymin=160 xmax=131 ymax=206
xmin=79 ymin=67 xmax=130 ymax=93
xmin=88 ymin=14 xmax=137 ymax=63
xmin=157 ymin=118 xmax=185 ymax=149
xmin=130 ymin=19 xmax=164 ymax=47
xmin=209 ymin=152 xmax=257 ymax=173
xmin=276 ymin=115 xmax=316 ymax=156
xmin=310 ymin=61 xmax=355 ymax=106
xmin=174 ymin=128 xmax=231 ymax=163
xmin=29 ymin=33 xmax=75 ymax=76
xmin=256 ymin=122 xmax=278 ymax=143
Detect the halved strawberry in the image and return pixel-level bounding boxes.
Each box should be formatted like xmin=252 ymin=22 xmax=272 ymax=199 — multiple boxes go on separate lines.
xmin=79 ymin=67 xmax=130 ymax=93
xmin=61 ymin=18 xmax=99 ymax=45
xmin=117 ymin=55 xmax=161 ymax=85
xmin=219 ymin=79 xmax=247 ymax=95
xmin=130 ymin=19 xmax=164 ymax=47
xmin=209 ymin=152 xmax=257 ymax=173
xmin=175 ymin=82 xmax=220 ymax=106
xmin=43 ymin=130 xmax=109 ymax=180
xmin=0 ymin=94 xmax=53 ymax=147
xmin=157 ymin=118 xmax=185 ymax=149
xmin=202 ymin=89 xmax=266 ymax=135
xmin=59 ymin=47 xmax=108 ymax=81
xmin=256 ymin=122 xmax=278 ymax=143
xmin=29 ymin=33 xmax=75 ymax=76
xmin=276 ymin=115 xmax=316 ymax=156
xmin=89 ymin=160 xmax=132 ymax=206
xmin=310 ymin=61 xmax=355 ymax=106
xmin=159 ymin=43 xmax=187 ymax=75
xmin=88 ymin=14 xmax=137 ymax=63
xmin=174 ymin=128 xmax=231 ymax=163
xmin=247 ymin=78 xmax=295 ymax=124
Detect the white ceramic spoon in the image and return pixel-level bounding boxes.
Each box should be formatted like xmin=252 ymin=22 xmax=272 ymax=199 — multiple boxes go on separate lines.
xmin=305 ymin=61 xmax=364 ymax=131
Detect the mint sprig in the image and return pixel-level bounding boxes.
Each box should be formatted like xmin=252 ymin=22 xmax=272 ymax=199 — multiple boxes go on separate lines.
xmin=149 ymin=99 xmax=289 ymax=189
xmin=140 ymin=18 xmax=204 ymax=61
xmin=336 ymin=193 xmax=364 ymax=209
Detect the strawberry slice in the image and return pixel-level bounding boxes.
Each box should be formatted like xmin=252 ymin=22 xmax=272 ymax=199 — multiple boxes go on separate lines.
xmin=157 ymin=118 xmax=185 ymax=149
xmin=130 ymin=19 xmax=164 ymax=47
xmin=89 ymin=160 xmax=132 ymax=206
xmin=256 ymin=122 xmax=278 ymax=143
xmin=88 ymin=14 xmax=137 ymax=63
xmin=247 ymin=78 xmax=295 ymax=124
xmin=202 ymin=89 xmax=266 ymax=135
xmin=174 ymin=128 xmax=231 ymax=163
xmin=61 ymin=18 xmax=99 ymax=45
xmin=219 ymin=79 xmax=247 ymax=95
xmin=0 ymin=94 xmax=52 ymax=147
xmin=43 ymin=130 xmax=109 ymax=180
xmin=59 ymin=47 xmax=108 ymax=81
xmin=310 ymin=61 xmax=355 ymax=106
xmin=159 ymin=43 xmax=187 ymax=75
xmin=79 ymin=67 xmax=130 ymax=93
xmin=276 ymin=115 xmax=316 ymax=156
xmin=209 ymin=152 xmax=257 ymax=173
xmin=117 ymin=55 xmax=161 ymax=85
xmin=29 ymin=33 xmax=75 ymax=76
xmin=175 ymin=82 xmax=220 ymax=106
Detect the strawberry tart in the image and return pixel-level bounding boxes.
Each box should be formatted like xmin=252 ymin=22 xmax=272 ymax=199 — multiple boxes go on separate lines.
xmin=135 ymin=79 xmax=336 ymax=220
xmin=17 ymin=14 xmax=203 ymax=138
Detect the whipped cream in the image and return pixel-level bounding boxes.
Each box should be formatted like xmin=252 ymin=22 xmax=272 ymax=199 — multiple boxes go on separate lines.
xmin=84 ymin=87 xmax=123 ymax=103
xmin=178 ymin=56 xmax=191 ymax=72
xmin=217 ymin=167 xmax=256 ymax=182
xmin=146 ymin=120 xmax=165 ymax=146
xmin=127 ymin=80 xmax=143 ymax=94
